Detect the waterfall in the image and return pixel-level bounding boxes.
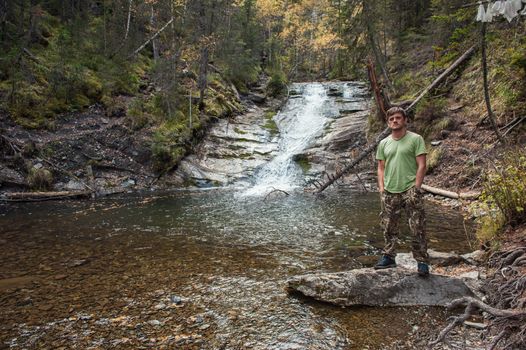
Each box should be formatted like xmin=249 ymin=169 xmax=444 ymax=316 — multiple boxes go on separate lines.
xmin=242 ymin=83 xmax=334 ymax=196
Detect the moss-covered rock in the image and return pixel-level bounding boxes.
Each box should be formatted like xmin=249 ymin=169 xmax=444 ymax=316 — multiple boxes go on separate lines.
xmin=293 ymin=154 xmax=311 ymax=173
xmin=263 ymin=111 xmax=279 ymax=135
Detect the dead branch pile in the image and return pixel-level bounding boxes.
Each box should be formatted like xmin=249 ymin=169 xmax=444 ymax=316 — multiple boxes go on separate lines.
xmin=430 ymin=245 xmax=526 ymax=349
xmin=0 ymin=134 xmax=22 ymax=156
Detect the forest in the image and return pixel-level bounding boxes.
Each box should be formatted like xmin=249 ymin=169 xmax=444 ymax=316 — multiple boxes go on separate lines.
xmin=1 ymin=1 xmax=525 ymax=166
xmin=1 ymin=0 xmax=526 ymax=349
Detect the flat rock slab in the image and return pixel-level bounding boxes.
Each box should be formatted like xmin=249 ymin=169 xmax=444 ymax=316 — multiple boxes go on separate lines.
xmin=287 ymin=268 xmax=475 ymax=307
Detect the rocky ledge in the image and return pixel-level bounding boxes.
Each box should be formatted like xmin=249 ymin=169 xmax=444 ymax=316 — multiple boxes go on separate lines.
xmin=287 ymin=267 xmax=476 ymax=307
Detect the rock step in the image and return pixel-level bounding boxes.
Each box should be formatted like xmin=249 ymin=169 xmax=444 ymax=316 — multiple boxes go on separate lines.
xmin=287 ymin=268 xmax=475 ymax=307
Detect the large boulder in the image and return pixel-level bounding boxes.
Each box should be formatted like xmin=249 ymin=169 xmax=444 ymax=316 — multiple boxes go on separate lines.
xmin=247 ymin=93 xmax=267 ymax=104
xmin=0 ymin=165 xmax=27 ymax=188
xmin=287 ymin=268 xmax=475 ymax=307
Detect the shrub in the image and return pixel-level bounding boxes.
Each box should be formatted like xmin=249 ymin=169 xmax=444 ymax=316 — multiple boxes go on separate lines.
xmin=27 ymin=167 xmax=53 ymax=191
xmin=414 ymin=97 xmax=447 ymax=138
xmin=476 ymin=148 xmax=526 ymax=243
xmin=267 ymin=70 xmax=287 ymax=97
xmin=426 ymin=147 xmax=442 ymax=173
xmin=483 ymin=151 xmax=526 ymax=226
xmin=476 ymin=208 xmax=505 ymax=247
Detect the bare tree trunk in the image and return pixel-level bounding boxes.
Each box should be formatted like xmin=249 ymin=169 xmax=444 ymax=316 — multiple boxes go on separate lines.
xmin=102 ymin=0 xmax=107 ymax=54
xmin=481 ymin=22 xmax=504 ymax=143
xmin=170 ymin=0 xmax=177 ymax=82
xmin=197 ymin=0 xmax=208 ymax=110
xmin=0 ymin=0 xmax=7 ymax=41
xmin=150 ymin=4 xmax=159 ymax=61
xmin=124 ymin=0 xmax=132 ymax=41
xmin=367 ymin=58 xmax=390 ymax=121
xmin=363 ymin=0 xmax=394 ymax=94
xmin=197 ymin=0 xmax=216 ymax=110
xmin=198 ymin=46 xmax=208 ymax=110
xmin=26 ymin=0 xmax=38 ymax=44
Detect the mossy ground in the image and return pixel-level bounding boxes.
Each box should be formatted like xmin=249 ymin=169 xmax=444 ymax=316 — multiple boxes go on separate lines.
xmin=0 ymin=11 xmax=151 ymax=128
xmin=0 ymin=9 xmax=247 ymax=175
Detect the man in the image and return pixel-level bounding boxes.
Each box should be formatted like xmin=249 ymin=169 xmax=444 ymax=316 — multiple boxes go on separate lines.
xmin=375 ymin=106 xmax=430 ymax=276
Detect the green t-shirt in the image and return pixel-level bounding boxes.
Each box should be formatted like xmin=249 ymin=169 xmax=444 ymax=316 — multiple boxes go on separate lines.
xmin=376 ymin=131 xmax=427 ymax=193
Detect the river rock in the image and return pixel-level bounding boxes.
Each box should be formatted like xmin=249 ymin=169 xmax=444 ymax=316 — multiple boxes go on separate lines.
xmin=65 ymin=179 xmax=85 ymax=190
xmin=327 ymin=88 xmax=343 ymax=97
xmin=287 ymin=268 xmax=475 ymax=307
xmin=396 ymin=250 xmax=463 ymax=269
xmin=461 ymin=250 xmax=487 ymax=265
xmin=247 ymin=93 xmax=266 ymax=104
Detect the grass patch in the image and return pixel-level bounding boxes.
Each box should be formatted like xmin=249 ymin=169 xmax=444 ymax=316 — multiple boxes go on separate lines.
xmin=426 ymin=147 xmax=442 ymax=173
xmin=234 ymin=127 xmax=248 ymax=134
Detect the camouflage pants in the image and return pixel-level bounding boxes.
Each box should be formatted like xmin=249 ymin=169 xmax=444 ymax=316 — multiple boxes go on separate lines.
xmin=380 ymin=187 xmax=429 ymax=263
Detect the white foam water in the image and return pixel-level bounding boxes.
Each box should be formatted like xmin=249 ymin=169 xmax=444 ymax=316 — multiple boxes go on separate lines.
xmin=242 ymin=83 xmax=330 ymax=196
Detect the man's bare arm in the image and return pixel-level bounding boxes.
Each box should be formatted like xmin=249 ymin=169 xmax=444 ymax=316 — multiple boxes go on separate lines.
xmin=415 ymin=154 xmax=426 ymax=189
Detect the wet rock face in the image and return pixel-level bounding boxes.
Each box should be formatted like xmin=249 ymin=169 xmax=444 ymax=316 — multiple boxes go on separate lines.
xmin=175 ymin=82 xmax=371 ymax=189
xmin=174 ymin=103 xmax=280 ymax=187
xmin=287 ymin=268 xmax=475 ymax=307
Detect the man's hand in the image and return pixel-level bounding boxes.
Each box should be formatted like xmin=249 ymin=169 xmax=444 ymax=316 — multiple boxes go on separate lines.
xmin=377 ymin=160 xmax=385 ymax=193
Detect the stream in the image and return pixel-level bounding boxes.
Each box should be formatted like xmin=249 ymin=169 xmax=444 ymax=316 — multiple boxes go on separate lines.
xmin=0 ymin=82 xmax=474 ymax=349
xmin=0 ymin=190 xmax=472 ymax=349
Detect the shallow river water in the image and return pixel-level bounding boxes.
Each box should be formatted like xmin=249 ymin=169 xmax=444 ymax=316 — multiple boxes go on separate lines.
xmin=0 ymin=189 xmax=473 ymax=349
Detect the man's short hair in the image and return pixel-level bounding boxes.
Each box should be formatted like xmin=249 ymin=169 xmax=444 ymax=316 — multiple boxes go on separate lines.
xmin=386 ymin=106 xmax=407 ymax=120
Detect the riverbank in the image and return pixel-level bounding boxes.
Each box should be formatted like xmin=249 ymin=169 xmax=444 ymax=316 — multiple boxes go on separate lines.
xmin=0 ymin=76 xmax=286 ymax=199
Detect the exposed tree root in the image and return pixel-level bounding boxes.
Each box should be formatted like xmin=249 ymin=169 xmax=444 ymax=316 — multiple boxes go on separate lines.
xmin=430 ymin=246 xmax=526 ymax=349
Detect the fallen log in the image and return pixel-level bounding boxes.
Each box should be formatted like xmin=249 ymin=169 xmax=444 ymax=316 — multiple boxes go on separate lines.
xmin=1 ymin=190 xmax=93 ymax=202
xmin=315 ymin=45 xmax=478 ymax=193
xmin=314 ymin=127 xmax=390 ymax=193
xmin=366 ymin=59 xmax=390 ymax=120
xmin=422 ymin=184 xmax=481 ymax=200
xmin=92 ymin=163 xmax=137 ymax=174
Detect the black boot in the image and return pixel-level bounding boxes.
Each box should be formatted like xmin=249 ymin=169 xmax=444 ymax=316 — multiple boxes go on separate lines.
xmin=374 ymin=255 xmax=397 ymax=269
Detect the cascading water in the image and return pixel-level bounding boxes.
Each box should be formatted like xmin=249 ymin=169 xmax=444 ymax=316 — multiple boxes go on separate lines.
xmin=242 ymin=83 xmax=334 ymax=196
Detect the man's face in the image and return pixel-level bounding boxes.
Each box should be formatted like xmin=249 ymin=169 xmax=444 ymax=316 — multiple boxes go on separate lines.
xmin=387 ymin=112 xmax=407 ymax=131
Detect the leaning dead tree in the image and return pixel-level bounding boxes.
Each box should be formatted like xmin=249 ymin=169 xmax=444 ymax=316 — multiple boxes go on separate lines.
xmin=313 ymin=45 xmax=477 ymax=193
xmin=128 ymin=17 xmax=174 ymax=59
